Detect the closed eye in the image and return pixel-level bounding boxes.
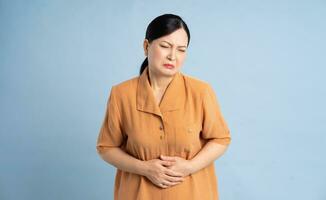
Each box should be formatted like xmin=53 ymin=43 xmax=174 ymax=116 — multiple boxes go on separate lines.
xmin=160 ymin=44 xmax=186 ymax=52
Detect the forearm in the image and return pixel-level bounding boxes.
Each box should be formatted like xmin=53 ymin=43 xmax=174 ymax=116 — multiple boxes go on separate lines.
xmin=189 ymin=141 xmax=229 ymax=174
xmin=98 ymin=147 xmax=147 ymax=176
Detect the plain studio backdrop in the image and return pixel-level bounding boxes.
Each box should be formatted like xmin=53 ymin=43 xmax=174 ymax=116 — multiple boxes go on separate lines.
xmin=1 ymin=0 xmax=325 ymax=199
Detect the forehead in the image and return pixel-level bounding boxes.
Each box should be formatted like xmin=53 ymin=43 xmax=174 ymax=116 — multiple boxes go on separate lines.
xmin=156 ymin=28 xmax=188 ymax=46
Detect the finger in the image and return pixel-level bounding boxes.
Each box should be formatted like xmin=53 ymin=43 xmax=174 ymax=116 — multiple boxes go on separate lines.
xmin=164 ymin=174 xmax=184 ymax=182
xmin=160 ymin=155 xmax=177 ymax=161
xmin=161 ymin=160 xmax=175 ymax=167
xmin=161 ymin=180 xmax=178 ymax=187
xmin=165 ymin=169 xmax=184 ymax=177
xmin=160 ymin=155 xmax=176 ymax=162
xmin=158 ymin=182 xmax=169 ymax=188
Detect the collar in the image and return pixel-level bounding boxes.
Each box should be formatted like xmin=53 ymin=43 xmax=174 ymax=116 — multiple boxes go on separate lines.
xmin=136 ymin=66 xmax=185 ymax=118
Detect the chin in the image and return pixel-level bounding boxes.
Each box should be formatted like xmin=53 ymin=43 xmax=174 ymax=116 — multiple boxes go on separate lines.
xmin=160 ymin=68 xmax=178 ymax=77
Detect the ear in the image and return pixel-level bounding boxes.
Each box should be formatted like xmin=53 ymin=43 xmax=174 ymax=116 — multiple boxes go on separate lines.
xmin=143 ymin=39 xmax=149 ymax=56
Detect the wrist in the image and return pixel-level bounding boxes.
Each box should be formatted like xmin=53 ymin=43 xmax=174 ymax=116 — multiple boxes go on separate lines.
xmin=188 ymin=159 xmax=198 ymax=175
xmin=136 ymin=160 xmax=148 ymax=177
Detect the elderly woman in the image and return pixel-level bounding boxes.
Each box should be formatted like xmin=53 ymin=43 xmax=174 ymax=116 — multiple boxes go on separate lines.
xmin=96 ymin=13 xmax=232 ymax=200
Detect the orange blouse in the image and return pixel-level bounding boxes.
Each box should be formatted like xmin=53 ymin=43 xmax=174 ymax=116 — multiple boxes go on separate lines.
xmin=96 ymin=66 xmax=231 ymax=200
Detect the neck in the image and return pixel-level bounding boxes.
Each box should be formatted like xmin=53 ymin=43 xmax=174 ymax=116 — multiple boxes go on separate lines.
xmin=147 ymin=68 xmax=174 ymax=92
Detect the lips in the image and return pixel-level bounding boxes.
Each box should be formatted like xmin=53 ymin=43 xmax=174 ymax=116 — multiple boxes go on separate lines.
xmin=163 ymin=64 xmax=175 ymax=69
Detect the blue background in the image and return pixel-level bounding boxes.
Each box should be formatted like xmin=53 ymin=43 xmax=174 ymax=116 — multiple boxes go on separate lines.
xmin=1 ymin=0 xmax=325 ymax=199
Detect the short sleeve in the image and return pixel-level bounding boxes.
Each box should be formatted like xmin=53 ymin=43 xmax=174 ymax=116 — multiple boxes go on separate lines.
xmin=96 ymin=86 xmax=124 ymax=154
xmin=201 ymin=84 xmax=231 ymax=146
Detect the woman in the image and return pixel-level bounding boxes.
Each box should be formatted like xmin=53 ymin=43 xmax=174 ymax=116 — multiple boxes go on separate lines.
xmin=96 ymin=13 xmax=231 ymax=200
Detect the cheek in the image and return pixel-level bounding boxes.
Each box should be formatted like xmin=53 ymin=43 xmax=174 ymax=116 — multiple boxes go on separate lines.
xmin=177 ymin=54 xmax=186 ymax=63
xmin=153 ymin=47 xmax=164 ymax=57
xmin=157 ymin=49 xmax=168 ymax=58
xmin=148 ymin=51 xmax=168 ymax=69
xmin=150 ymin=49 xmax=166 ymax=61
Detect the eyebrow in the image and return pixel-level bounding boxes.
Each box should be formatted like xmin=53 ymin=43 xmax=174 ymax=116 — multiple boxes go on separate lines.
xmin=161 ymin=40 xmax=187 ymax=48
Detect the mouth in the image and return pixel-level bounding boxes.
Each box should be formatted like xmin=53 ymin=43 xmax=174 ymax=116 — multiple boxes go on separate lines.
xmin=163 ymin=64 xmax=175 ymax=69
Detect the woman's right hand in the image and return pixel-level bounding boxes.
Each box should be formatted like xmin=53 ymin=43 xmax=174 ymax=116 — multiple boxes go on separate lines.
xmin=143 ymin=158 xmax=185 ymax=189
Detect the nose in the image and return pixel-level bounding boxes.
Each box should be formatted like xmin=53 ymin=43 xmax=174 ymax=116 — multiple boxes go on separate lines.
xmin=167 ymin=49 xmax=176 ymax=61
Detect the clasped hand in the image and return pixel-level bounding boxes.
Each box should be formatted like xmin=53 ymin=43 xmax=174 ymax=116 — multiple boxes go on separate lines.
xmin=144 ymin=155 xmax=193 ymax=189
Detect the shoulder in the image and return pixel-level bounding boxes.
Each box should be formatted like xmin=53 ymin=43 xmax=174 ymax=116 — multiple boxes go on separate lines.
xmin=181 ymin=72 xmax=214 ymax=96
xmin=110 ymin=75 xmax=139 ymax=93
xmin=105 ymin=75 xmax=139 ymax=104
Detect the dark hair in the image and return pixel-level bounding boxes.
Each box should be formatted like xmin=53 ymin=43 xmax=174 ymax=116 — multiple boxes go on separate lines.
xmin=139 ymin=14 xmax=191 ymax=75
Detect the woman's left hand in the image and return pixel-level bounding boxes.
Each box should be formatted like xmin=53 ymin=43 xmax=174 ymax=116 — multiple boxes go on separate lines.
xmin=159 ymin=155 xmax=193 ymax=177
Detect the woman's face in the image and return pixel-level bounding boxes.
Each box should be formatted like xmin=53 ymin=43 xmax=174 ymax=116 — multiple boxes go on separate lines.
xmin=143 ymin=28 xmax=188 ymax=78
